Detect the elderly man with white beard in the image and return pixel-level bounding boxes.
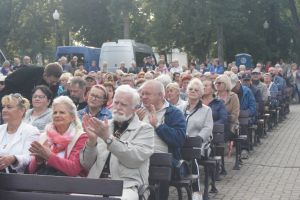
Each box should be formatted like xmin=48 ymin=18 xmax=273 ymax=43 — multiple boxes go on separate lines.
xmin=80 ymin=85 xmax=154 ymax=200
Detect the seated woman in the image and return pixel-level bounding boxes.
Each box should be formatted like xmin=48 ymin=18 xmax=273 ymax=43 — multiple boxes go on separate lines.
xmin=103 ymin=82 xmax=115 ymax=110
xmin=27 ymin=96 xmax=87 ymax=176
xmin=215 ymin=74 xmax=240 ymax=156
xmin=0 ymin=93 xmax=40 ymax=173
xmin=183 ymin=78 xmax=213 ymax=200
xmin=202 ymin=79 xmax=228 ymax=124
xmin=78 ymin=85 xmax=112 ymax=121
xmin=166 ymin=82 xmax=186 ymax=113
xmin=23 ymin=85 xmax=53 ymax=132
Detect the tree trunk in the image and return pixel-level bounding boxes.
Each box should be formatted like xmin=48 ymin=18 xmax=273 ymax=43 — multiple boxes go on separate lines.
xmin=123 ymin=10 xmax=130 ymax=39
xmin=288 ymin=0 xmax=300 ymax=36
xmin=217 ymin=24 xmax=224 ymax=66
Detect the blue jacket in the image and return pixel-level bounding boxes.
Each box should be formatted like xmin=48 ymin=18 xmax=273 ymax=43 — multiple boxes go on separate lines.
xmin=78 ymin=106 xmax=112 ymax=121
xmin=207 ymin=64 xmax=224 ymax=74
xmin=238 ymin=85 xmax=256 ymax=118
xmin=208 ymin=98 xmax=228 ymax=124
xmin=155 ymin=104 xmax=186 ymax=164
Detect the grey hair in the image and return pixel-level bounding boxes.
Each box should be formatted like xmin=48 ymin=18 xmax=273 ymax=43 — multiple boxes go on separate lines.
xmin=52 ymin=96 xmax=83 ymax=133
xmin=155 ymin=74 xmax=172 ymax=88
xmin=141 ymin=79 xmax=165 ymax=97
xmin=114 ymin=85 xmax=140 ymax=108
xmin=215 ymin=74 xmax=232 ymax=92
xmin=70 ymin=77 xmax=86 ymax=89
xmin=187 ymin=78 xmax=204 ymax=96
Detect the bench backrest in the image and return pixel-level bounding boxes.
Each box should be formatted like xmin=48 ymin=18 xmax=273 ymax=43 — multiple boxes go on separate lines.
xmin=149 ymin=153 xmax=172 ymax=182
xmin=181 ymin=136 xmax=202 ymax=160
xmin=212 ymin=124 xmax=225 ymax=144
xmin=0 ymin=173 xmax=123 ymax=200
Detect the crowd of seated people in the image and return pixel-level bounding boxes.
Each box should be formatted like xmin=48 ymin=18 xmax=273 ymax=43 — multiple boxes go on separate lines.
xmin=0 ymin=57 xmax=296 ymax=200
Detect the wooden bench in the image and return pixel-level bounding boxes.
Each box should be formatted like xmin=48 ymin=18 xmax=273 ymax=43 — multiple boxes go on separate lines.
xmin=0 ymin=173 xmax=123 ymax=200
xmin=139 ymin=153 xmax=172 ymax=200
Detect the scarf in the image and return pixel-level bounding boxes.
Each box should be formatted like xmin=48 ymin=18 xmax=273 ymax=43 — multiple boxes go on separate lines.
xmin=45 ymin=123 xmax=76 ymax=154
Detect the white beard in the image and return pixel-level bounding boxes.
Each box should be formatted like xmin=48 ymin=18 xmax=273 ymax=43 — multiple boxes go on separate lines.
xmin=112 ymin=112 xmax=132 ymax=122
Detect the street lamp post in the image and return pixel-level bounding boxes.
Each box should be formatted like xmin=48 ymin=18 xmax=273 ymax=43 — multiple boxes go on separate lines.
xmin=52 ymin=10 xmax=60 ymax=47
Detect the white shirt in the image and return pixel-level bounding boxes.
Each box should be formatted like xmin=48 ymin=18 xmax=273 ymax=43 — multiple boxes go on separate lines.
xmin=143 ymin=101 xmax=169 ymax=153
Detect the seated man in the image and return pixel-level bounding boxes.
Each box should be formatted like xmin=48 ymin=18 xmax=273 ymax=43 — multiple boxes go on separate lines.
xmin=137 ymin=79 xmax=186 ymax=199
xmin=80 ymin=85 xmax=154 ymax=200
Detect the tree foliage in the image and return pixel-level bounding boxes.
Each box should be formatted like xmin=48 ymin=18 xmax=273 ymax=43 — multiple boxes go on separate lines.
xmin=0 ymin=0 xmax=300 ymax=63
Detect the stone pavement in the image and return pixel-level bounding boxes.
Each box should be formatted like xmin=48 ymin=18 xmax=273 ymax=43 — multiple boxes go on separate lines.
xmin=169 ymin=104 xmax=300 ymax=200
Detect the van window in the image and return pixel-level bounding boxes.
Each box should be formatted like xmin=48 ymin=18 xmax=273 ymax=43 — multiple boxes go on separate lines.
xmin=135 ymin=52 xmax=152 ymax=67
xmin=57 ymin=53 xmax=85 ymax=64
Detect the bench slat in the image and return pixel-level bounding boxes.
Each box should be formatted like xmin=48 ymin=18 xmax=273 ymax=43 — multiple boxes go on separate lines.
xmin=0 ymin=190 xmax=120 ymax=200
xmin=0 ymin=173 xmax=123 ymax=196
xmin=150 ymin=153 xmax=172 ymax=166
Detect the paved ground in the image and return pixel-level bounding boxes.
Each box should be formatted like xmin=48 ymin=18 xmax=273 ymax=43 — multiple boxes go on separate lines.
xmin=169 ymin=104 xmax=300 ymax=200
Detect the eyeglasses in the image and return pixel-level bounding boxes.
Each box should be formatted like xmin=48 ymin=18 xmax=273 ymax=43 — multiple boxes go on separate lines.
xmin=32 ymin=95 xmax=47 ymax=99
xmin=89 ymin=93 xmax=105 ymax=101
xmin=188 ymin=88 xmax=200 ymax=92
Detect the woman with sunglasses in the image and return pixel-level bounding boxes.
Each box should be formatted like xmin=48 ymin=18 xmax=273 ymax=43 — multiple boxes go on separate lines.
xmin=23 ymin=85 xmax=53 ymax=133
xmin=215 ymin=74 xmax=240 ymax=156
xmin=0 ymin=93 xmax=40 ymax=173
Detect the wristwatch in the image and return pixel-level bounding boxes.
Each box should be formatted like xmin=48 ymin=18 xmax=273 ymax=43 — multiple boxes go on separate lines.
xmin=105 ymin=135 xmax=113 ymax=145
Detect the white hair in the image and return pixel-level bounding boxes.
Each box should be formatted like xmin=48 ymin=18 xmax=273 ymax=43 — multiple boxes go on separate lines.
xmin=141 ymin=80 xmax=165 ymax=97
xmin=187 ymin=78 xmax=204 ymax=96
xmin=52 ymin=96 xmax=83 ymax=133
xmin=155 ymin=74 xmax=172 ymax=88
xmin=114 ymin=85 xmax=140 ymax=108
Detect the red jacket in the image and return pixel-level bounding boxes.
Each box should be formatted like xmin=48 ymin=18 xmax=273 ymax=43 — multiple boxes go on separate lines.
xmin=28 ymin=134 xmax=88 ymax=177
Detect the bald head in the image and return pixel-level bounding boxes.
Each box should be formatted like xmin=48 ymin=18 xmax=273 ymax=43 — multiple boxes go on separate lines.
xmin=140 ymin=80 xmax=165 ymax=110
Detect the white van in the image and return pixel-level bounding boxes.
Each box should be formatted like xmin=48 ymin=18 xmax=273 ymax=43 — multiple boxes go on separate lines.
xmin=99 ymin=39 xmax=155 ymax=72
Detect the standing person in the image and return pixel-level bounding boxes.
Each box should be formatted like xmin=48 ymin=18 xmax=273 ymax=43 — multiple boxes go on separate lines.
xmin=80 ymin=85 xmax=154 ymax=200
xmin=137 ymin=80 xmax=186 ymax=200
xmin=12 ymin=57 xmax=22 ymax=71
xmin=1 ymin=63 xmax=63 ymax=102
xmin=23 ymin=85 xmax=53 ymax=132
xmin=119 ymin=61 xmax=128 ymax=73
xmin=128 ymin=61 xmax=140 ymax=74
xmin=1 ymin=60 xmax=12 ymax=75
xmin=0 ymin=94 xmax=40 ymax=173
xmin=290 ymin=63 xmax=300 ymax=103
xmin=78 ymin=85 xmax=112 ymax=121
xmin=60 ymin=56 xmax=72 ymax=73
xmin=88 ymin=60 xmax=100 ymax=72
xmin=22 ymin=56 xmax=31 ymax=66
xmin=27 ymin=96 xmax=88 ymax=176
xmin=169 ymin=60 xmax=183 ymax=74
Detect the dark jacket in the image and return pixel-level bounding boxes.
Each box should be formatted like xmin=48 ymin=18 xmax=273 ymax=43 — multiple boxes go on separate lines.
xmin=155 ymin=104 xmax=186 ymax=165
xmin=2 ymin=66 xmax=59 ymax=101
xmin=208 ymin=98 xmax=228 ymax=124
xmin=238 ymin=85 xmax=256 ymax=123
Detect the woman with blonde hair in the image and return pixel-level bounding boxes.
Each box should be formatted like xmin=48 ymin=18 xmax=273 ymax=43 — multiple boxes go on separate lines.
xmin=27 ymin=96 xmax=87 ymax=176
xmin=214 ymin=74 xmax=240 ymax=155
xmin=0 ymin=93 xmax=40 ymax=173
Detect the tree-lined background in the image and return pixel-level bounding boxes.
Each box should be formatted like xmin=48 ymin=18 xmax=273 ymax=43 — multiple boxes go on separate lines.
xmin=0 ymin=0 xmax=300 ymax=64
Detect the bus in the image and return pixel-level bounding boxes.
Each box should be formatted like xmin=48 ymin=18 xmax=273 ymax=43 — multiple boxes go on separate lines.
xmin=55 ymin=46 xmax=101 ymax=71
